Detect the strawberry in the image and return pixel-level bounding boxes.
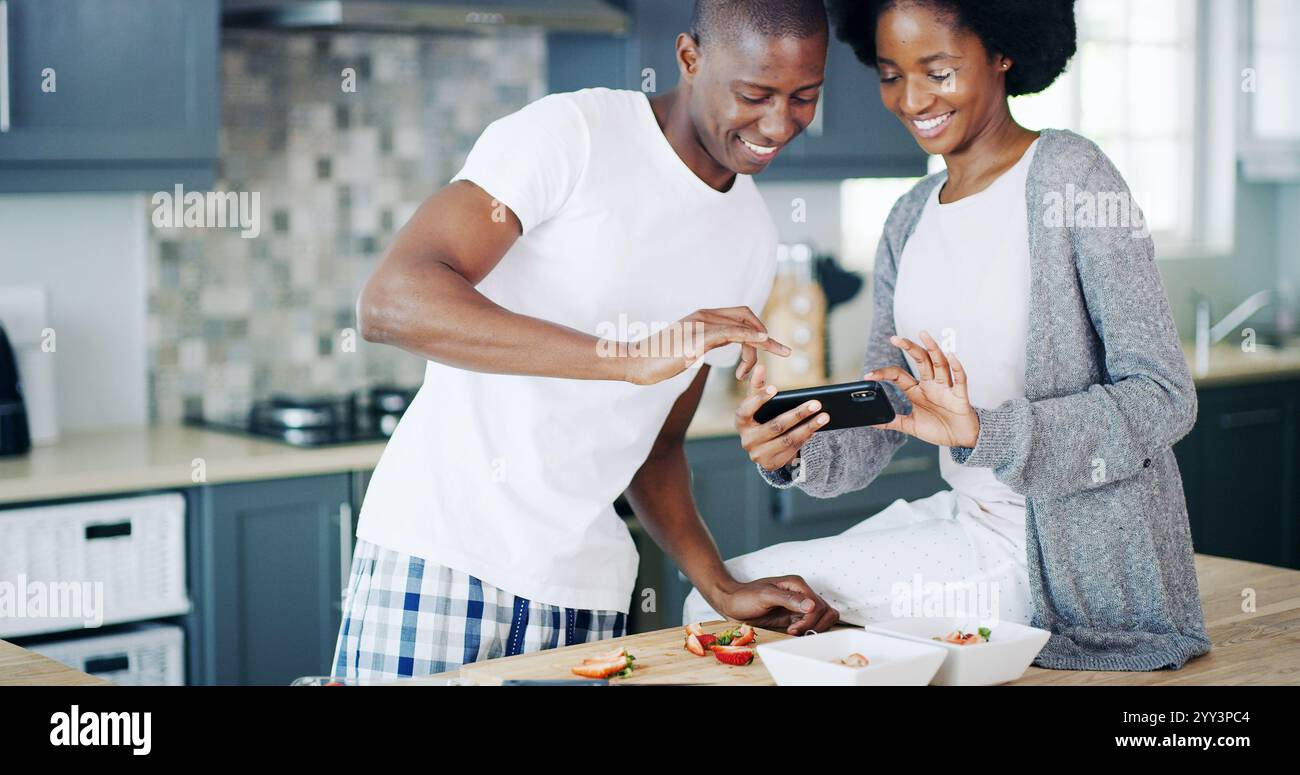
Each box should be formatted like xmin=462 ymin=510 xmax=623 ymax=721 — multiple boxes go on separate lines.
xmin=696 ymin=633 xmax=718 ymax=650
xmin=685 ymin=632 xmax=707 ymax=656
xmin=684 ymin=622 xmax=706 ymax=637
xmin=729 ymin=624 xmax=756 ymax=647
xmin=572 ymin=652 xmax=635 ymax=679
xmin=712 ymin=645 xmax=756 ymax=666
xmin=582 ymin=647 xmax=628 ymax=664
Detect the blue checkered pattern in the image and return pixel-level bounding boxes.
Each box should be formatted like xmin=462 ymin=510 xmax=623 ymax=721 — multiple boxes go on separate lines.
xmin=331 ymin=539 xmax=627 ymax=683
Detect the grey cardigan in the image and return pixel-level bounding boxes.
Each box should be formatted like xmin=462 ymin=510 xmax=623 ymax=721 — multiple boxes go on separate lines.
xmin=762 ymin=129 xmax=1212 ymax=671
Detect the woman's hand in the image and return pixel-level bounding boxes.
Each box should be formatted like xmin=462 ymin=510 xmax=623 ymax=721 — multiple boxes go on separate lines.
xmin=734 ymin=363 xmax=830 ymax=471
xmin=867 ymin=330 xmax=980 ymax=449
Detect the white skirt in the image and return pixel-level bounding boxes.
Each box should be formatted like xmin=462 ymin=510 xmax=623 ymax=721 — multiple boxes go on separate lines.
xmin=684 ymin=489 xmax=1033 ymax=629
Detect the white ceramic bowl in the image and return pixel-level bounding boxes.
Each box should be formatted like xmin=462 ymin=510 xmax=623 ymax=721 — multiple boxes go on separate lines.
xmin=756 ymin=629 xmax=948 ymax=686
xmin=862 ymin=617 xmax=1051 ymax=685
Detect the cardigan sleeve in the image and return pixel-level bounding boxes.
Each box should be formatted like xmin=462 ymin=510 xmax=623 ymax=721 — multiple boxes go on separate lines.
xmin=949 ymin=151 xmax=1198 ymax=499
xmin=757 ymin=194 xmax=913 ymax=497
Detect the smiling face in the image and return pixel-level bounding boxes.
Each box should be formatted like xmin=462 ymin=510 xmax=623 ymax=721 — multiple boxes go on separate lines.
xmin=874 ymin=2 xmax=1012 ymax=156
xmin=682 ymin=29 xmax=827 ymax=175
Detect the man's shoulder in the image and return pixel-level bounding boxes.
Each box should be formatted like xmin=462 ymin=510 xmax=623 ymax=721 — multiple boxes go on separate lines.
xmin=541 ymin=87 xmax=647 ymax=127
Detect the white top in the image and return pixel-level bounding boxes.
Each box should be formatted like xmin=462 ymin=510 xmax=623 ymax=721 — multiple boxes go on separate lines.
xmin=355 ymin=88 xmax=779 ymax=612
xmin=892 ymin=139 xmax=1039 ymax=528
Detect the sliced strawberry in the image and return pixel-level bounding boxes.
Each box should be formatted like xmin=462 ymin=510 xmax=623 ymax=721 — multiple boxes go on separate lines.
xmin=696 ymin=633 xmax=718 ymax=650
xmin=729 ymin=624 xmax=755 ymax=647
xmin=572 ymin=652 xmax=635 ymax=679
xmin=684 ymin=622 xmax=706 ymax=637
xmin=685 ymin=632 xmax=707 ymax=656
xmin=712 ymin=645 xmax=756 ymax=666
xmin=582 ymin=646 xmax=628 ymax=664
xmin=571 ymin=659 xmax=626 ymax=679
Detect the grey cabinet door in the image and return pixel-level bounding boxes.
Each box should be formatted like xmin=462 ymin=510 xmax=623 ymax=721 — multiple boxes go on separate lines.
xmin=189 ymin=474 xmax=353 ymax=686
xmin=1189 ymin=382 xmax=1298 ymax=569
xmin=0 ymin=0 xmax=218 ymax=189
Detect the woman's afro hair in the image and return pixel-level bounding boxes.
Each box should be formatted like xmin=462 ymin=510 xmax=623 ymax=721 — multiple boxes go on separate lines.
xmin=825 ymin=0 xmax=1078 ymax=96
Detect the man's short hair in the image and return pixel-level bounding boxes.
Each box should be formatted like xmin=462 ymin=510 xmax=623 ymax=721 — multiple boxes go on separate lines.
xmin=690 ymin=0 xmax=830 ymax=47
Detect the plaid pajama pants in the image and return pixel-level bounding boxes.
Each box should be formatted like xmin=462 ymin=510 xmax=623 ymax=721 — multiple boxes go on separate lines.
xmin=332 ymin=538 xmax=628 ymax=683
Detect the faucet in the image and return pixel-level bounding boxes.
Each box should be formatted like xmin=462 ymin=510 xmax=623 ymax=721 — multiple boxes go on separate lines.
xmin=1193 ymin=290 xmax=1272 ymax=376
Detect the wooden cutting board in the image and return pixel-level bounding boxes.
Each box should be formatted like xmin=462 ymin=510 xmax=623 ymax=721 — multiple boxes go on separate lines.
xmin=457 ymin=620 xmax=791 ymax=686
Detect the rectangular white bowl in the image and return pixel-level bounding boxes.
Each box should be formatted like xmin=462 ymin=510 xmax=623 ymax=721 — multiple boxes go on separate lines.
xmin=862 ymin=618 xmax=1051 ymax=685
xmin=756 ymin=629 xmax=948 ymax=686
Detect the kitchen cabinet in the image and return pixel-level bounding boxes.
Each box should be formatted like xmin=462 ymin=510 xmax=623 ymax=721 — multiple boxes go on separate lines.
xmin=0 ymin=0 xmax=219 ymax=192
xmin=186 ymin=474 xmax=354 ymax=686
xmin=1176 ymin=379 xmax=1299 ymax=569
xmin=546 ymin=0 xmax=926 ymax=181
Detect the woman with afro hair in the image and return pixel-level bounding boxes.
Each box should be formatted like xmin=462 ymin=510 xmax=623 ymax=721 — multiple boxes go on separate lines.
xmin=690 ymin=0 xmax=1212 ymax=672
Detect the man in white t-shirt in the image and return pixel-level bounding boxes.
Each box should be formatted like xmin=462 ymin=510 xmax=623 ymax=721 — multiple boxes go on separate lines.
xmin=331 ymin=0 xmax=841 ymax=682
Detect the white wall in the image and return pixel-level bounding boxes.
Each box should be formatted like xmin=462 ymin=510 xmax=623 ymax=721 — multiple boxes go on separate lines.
xmin=0 ymin=194 xmax=149 ymax=432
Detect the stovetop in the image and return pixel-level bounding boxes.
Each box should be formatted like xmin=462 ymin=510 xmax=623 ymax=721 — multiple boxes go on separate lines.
xmin=189 ymin=417 xmax=391 ymax=447
xmin=186 ymin=388 xmax=417 ymax=448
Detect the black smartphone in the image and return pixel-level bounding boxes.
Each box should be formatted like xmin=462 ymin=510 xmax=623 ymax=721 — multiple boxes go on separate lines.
xmin=753 ymin=380 xmax=895 ymax=432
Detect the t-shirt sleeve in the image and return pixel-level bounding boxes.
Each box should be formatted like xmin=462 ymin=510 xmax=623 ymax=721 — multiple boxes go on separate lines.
xmin=701 ymin=236 xmax=780 ymax=368
xmin=450 ymin=93 xmax=590 ymax=234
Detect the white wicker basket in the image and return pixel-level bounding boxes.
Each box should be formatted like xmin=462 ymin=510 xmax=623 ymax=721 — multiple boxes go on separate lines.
xmin=28 ymin=623 xmax=185 ymax=686
xmin=0 ymin=493 xmax=189 ymax=638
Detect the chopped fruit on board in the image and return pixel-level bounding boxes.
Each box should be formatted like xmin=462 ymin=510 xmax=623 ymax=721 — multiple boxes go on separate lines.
xmin=837 ymin=653 xmax=870 ymax=668
xmin=681 ymin=623 xmax=757 ymax=656
xmin=729 ymin=625 xmax=755 ymax=647
xmin=933 ymin=627 xmax=992 ymax=645
xmin=685 ymin=633 xmax=707 ymax=657
xmin=571 ymin=648 xmax=636 ymax=679
xmin=712 ymin=645 xmax=756 ymax=666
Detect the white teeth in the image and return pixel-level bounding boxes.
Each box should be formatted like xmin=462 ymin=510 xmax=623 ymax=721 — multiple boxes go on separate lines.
xmin=742 ymin=138 xmax=778 ymax=156
xmin=912 ymin=112 xmax=953 ymax=130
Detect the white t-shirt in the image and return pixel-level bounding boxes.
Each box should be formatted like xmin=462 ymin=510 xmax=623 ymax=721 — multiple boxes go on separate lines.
xmin=892 ymin=139 xmax=1039 ymax=527
xmin=355 ymin=88 xmax=779 ymax=613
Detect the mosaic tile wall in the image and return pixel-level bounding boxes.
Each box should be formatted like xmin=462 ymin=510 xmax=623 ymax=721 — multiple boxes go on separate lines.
xmin=146 ymin=30 xmax=546 ymax=423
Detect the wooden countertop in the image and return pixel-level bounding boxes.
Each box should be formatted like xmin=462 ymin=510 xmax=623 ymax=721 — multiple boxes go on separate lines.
xmin=392 ymin=554 xmax=1300 ymax=686
xmin=0 ymin=639 xmax=110 ymax=686
xmin=0 ymin=424 xmax=390 ymax=506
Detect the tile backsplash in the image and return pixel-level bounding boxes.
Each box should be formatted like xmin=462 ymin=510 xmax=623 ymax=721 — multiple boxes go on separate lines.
xmin=146 ymin=30 xmax=545 ymax=423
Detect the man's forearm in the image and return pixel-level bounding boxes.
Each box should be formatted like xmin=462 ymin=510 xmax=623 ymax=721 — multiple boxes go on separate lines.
xmin=359 ymin=258 xmax=625 ymax=381
xmin=624 ymin=444 xmax=738 ymax=609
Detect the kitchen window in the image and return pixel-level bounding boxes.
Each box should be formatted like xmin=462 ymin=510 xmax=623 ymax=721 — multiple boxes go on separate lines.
xmin=841 ymin=0 xmax=1232 ymax=270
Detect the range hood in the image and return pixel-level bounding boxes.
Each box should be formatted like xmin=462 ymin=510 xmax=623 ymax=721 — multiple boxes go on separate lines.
xmin=222 ymin=0 xmax=630 ymax=35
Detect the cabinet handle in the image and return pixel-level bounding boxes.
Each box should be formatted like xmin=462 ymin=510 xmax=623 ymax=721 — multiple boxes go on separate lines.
xmin=1 ymin=0 xmax=10 ymax=133
xmin=338 ymin=502 xmax=353 ymax=598
xmin=1218 ymin=408 xmax=1282 ymax=430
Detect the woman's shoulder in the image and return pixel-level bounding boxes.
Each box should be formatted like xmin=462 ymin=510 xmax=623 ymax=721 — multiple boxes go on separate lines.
xmin=1032 ymin=128 xmax=1125 ymax=188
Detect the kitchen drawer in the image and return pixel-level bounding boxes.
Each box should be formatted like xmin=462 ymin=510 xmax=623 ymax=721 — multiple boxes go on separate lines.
xmin=0 ymin=493 xmax=189 ymax=639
